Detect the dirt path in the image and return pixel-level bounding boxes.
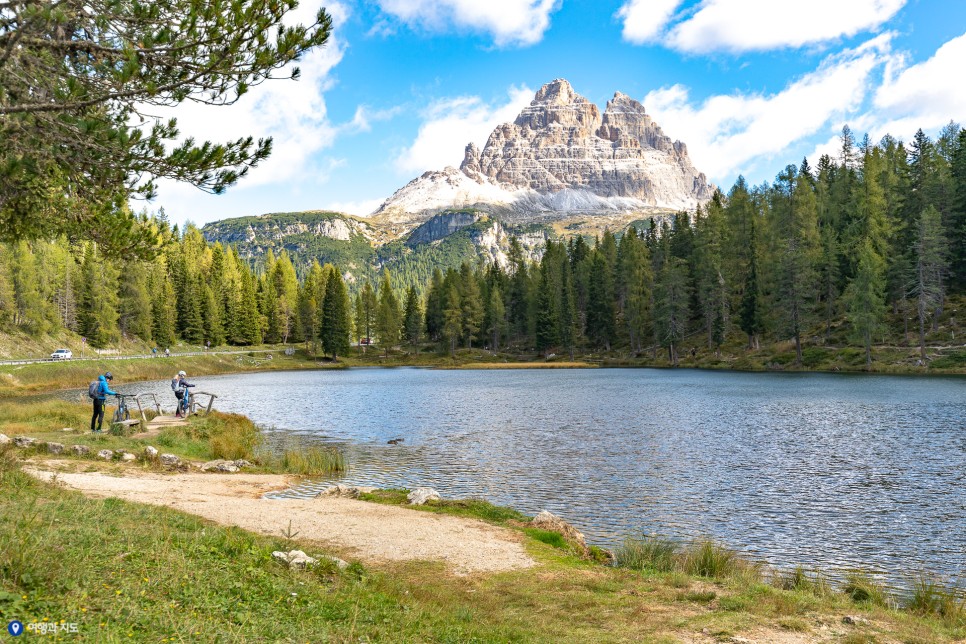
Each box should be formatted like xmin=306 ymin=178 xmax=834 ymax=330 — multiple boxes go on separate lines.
xmin=27 ymin=466 xmax=536 ymax=575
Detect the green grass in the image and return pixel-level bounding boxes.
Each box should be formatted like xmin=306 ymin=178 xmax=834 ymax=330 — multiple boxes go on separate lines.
xmin=614 ymin=534 xmax=679 ymax=572
xmin=0 ymin=451 xmax=963 ymax=642
xmin=905 ymin=575 xmax=965 ymax=624
xmin=842 ymin=572 xmax=890 ymax=606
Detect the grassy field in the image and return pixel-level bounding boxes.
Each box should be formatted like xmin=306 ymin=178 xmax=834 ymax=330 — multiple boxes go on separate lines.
xmin=0 ymin=449 xmax=962 ymax=642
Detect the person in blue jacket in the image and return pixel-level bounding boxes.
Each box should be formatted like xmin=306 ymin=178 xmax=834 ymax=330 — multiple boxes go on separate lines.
xmin=91 ymin=372 xmax=117 ymax=432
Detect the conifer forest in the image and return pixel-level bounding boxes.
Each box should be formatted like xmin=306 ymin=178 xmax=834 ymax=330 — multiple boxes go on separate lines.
xmin=2 ymin=125 xmax=965 ymax=368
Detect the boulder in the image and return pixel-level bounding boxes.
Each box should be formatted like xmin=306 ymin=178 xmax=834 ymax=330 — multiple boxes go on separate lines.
xmin=13 ymin=436 xmax=36 ymax=448
xmin=200 ymin=459 xmax=239 ymax=473
xmin=96 ymin=449 xmax=114 ymax=461
xmin=144 ymin=446 xmax=159 ymax=459
xmin=46 ymin=442 xmax=65 ymax=455
xmin=120 ymin=453 xmax=137 ymax=462
xmin=232 ymin=459 xmax=252 ymax=469
xmin=407 ymin=487 xmax=441 ymax=506
xmin=159 ymin=453 xmax=182 ymax=468
xmin=319 ymin=485 xmax=376 ymax=499
xmin=0 ymin=433 xmax=11 ymax=445
xmin=530 ymin=510 xmax=588 ymax=554
xmin=322 ymin=555 xmax=349 ymax=571
xmin=71 ymin=445 xmax=91 ymax=456
xmin=272 ymin=550 xmax=318 ymax=569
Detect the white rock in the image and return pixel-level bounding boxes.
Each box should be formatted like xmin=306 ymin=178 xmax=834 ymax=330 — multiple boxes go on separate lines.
xmin=0 ymin=433 xmax=10 ymax=445
xmin=320 ymin=485 xmax=376 ymax=499
xmin=13 ymin=436 xmax=36 ymax=448
xmin=71 ymin=445 xmax=91 ymax=456
xmin=61 ymin=427 xmax=75 ymax=433
xmin=159 ymin=453 xmax=181 ymax=467
xmin=272 ymin=550 xmax=318 ymax=569
xmin=407 ymin=487 xmax=441 ymax=506
xmin=120 ymin=453 xmax=136 ymax=462
xmin=322 ymin=555 xmax=349 ymax=570
xmin=200 ymin=459 xmax=239 ymax=473
xmin=144 ymin=446 xmax=159 ymax=459
xmin=46 ymin=442 xmax=65 ymax=455
xmin=97 ymin=449 xmax=114 ymax=461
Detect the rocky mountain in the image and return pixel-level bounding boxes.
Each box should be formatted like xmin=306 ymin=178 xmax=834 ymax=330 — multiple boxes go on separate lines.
xmin=201 ymin=210 xmax=548 ymax=292
xmin=374 ymin=79 xmax=713 ymax=226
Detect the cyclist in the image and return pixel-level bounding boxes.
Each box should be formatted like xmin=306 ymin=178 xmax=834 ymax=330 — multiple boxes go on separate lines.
xmin=90 ymin=372 xmax=117 ymax=432
xmin=171 ymin=370 xmax=195 ymax=418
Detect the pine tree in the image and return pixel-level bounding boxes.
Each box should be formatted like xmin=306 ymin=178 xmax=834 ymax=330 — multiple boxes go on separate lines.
xmin=585 ymin=250 xmax=616 ymax=349
xmin=402 ymin=285 xmax=424 ymax=350
xmin=442 ymin=283 xmax=462 ymax=357
xmin=320 ymin=268 xmax=351 ymax=359
xmin=77 ymin=243 xmax=120 ymax=347
xmin=150 ymin=265 xmax=177 ymax=348
xmin=911 ymin=205 xmax=948 ymax=363
xmin=459 ymin=263 xmax=484 ymax=348
xmin=234 ymin=264 xmax=262 ymax=345
xmin=10 ymin=241 xmax=49 ymax=332
xmin=654 ymin=257 xmax=691 ymax=366
xmin=375 ymin=271 xmax=401 ymax=356
xmin=485 ymin=286 xmax=507 ymax=352
xmin=118 ymin=260 xmax=153 ymax=341
xmin=535 ymin=265 xmax=559 ymax=355
xmin=738 ymin=218 xmax=765 ymax=350
xmin=950 ymin=129 xmax=966 ymax=292
xmin=773 ymin=166 xmax=820 ymax=364
xmin=424 ymin=268 xmax=445 ymax=341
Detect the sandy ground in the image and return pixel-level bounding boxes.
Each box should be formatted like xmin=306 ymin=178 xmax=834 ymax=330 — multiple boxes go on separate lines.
xmin=26 ymin=465 xmax=535 ymax=575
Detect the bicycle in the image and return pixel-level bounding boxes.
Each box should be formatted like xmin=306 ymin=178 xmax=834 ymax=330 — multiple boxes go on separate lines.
xmin=112 ymin=393 xmax=132 ymax=424
xmin=177 ymin=385 xmax=195 ymax=417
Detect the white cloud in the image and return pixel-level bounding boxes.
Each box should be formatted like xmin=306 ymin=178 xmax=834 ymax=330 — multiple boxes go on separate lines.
xmin=872 ymin=32 xmax=966 ymax=136
xmin=319 ymin=197 xmax=388 ymax=217
xmin=620 ymin=0 xmax=906 ymax=53
xmin=375 ymin=0 xmax=560 ymax=47
xmin=616 ymin=0 xmax=684 ymax=44
xmin=395 ymin=85 xmax=534 ymax=174
xmin=643 ymin=36 xmax=895 ymax=181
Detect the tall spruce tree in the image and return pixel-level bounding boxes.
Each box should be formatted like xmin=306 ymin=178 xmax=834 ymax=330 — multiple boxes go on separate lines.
xmin=319 ymin=268 xmax=351 ymax=359
xmin=375 ymin=271 xmax=401 ymax=356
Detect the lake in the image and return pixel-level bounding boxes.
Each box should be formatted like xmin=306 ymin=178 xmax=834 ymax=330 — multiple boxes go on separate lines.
xmin=121 ymin=367 xmax=966 ymax=583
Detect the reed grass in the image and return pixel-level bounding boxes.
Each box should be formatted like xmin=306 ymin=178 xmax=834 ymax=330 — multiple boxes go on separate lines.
xmin=614 ymin=534 xmax=679 ymax=572
xmin=905 ymin=575 xmax=965 ymax=623
xmin=842 ymin=572 xmax=890 ymax=606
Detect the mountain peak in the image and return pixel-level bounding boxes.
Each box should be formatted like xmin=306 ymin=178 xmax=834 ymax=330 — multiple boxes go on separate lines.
xmin=378 ymin=80 xmax=713 ymax=220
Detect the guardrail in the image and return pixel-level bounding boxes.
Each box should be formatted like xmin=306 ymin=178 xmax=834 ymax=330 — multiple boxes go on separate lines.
xmin=133 ymin=392 xmax=163 ymax=423
xmin=189 ymin=391 xmax=218 ymax=416
xmin=0 ymin=349 xmax=280 ymax=367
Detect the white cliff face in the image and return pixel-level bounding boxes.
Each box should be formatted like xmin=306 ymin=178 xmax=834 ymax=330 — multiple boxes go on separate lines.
xmin=376 ymin=79 xmax=713 ymax=220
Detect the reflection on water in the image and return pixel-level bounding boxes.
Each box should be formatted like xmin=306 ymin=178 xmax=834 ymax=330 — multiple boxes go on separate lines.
xmin=120 ymin=367 xmax=966 ymax=582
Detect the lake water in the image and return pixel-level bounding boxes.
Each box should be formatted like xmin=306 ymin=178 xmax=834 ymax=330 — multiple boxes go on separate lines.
xmin=120 ymin=367 xmax=966 ymax=583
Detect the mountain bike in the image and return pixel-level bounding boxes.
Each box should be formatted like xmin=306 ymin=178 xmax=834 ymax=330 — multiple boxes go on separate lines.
xmin=177 ymin=385 xmax=194 ymax=417
xmin=112 ymin=393 xmax=132 ymax=424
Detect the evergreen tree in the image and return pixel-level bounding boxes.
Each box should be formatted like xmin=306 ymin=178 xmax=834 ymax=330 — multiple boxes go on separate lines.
xmin=77 ymin=243 xmax=120 ymax=347
xmin=844 ymin=239 xmax=887 ymax=366
xmin=424 ymin=268 xmax=445 ymax=341
xmin=950 ymin=129 xmax=966 ymax=292
xmin=442 ymin=283 xmax=462 ymax=357
xmin=402 ymin=285 xmax=424 ymax=350
xmin=319 ymin=268 xmax=351 ymax=359
xmin=458 ymin=263 xmax=484 ymax=348
xmin=738 ymin=218 xmax=765 ymax=349
xmin=375 ymin=271 xmax=401 ymax=356
xmin=585 ymin=251 xmax=616 ymax=349
xmin=117 ymin=260 xmax=153 ymax=341
xmin=911 ymin=205 xmax=949 ymax=363
xmin=485 ymin=286 xmax=508 ymax=352
xmin=535 ymin=264 xmax=559 ymax=355
xmin=654 ymin=257 xmax=691 ymax=366
xmin=233 ymin=264 xmax=262 ymax=345
xmin=773 ymin=167 xmax=820 ymax=364
xmin=10 ymin=241 xmax=49 ymax=332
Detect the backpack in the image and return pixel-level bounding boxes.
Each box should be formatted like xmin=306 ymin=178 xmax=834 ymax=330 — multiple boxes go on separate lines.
xmin=88 ymin=380 xmax=99 ymax=399
xmin=171 ymin=376 xmax=180 ymax=392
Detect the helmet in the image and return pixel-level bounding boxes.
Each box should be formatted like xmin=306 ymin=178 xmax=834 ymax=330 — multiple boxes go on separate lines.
xmin=105 ymin=372 xmax=113 ymax=380
xmin=178 ymin=371 xmax=186 ymax=377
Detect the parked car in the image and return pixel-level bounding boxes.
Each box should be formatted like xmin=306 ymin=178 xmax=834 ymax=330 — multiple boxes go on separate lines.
xmin=50 ymin=348 xmax=73 ymax=360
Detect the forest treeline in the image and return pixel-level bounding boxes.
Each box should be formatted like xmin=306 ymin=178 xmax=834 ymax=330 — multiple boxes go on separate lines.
xmin=0 ymin=124 xmax=963 ymax=365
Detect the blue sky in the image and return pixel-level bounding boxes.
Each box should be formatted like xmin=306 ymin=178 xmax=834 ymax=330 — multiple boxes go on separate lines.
xmin=154 ymin=0 xmax=966 ymax=228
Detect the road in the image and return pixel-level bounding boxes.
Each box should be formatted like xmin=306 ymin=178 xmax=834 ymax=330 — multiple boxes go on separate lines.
xmin=0 ymin=349 xmax=280 ymax=367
